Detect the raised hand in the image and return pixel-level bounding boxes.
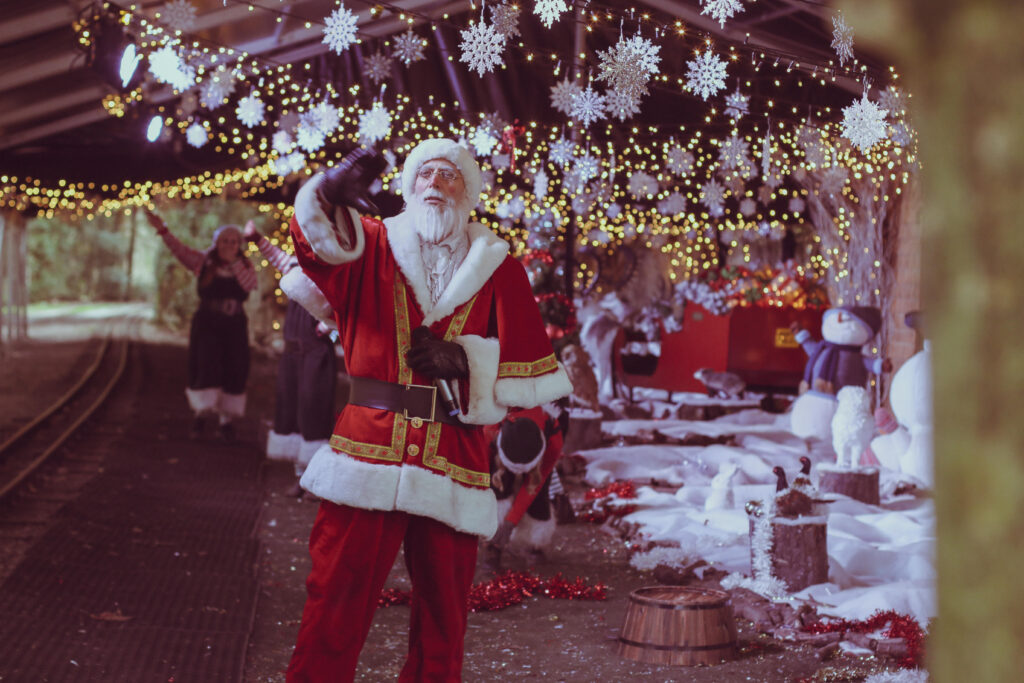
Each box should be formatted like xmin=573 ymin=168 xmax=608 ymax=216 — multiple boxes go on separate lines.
xmin=143 ymin=207 xmax=168 ymax=235
xmin=242 ymin=220 xmax=260 ymax=243
xmin=317 ymin=148 xmax=387 ymax=215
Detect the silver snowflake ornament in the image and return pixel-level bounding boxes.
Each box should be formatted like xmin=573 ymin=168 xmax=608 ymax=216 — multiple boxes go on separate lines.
xmin=596 ymin=35 xmax=661 ymax=100
xmin=701 ymin=0 xmax=745 ymax=28
xmin=491 ymin=3 xmax=521 ymax=39
xmin=200 ymin=67 xmax=235 ymax=109
xmin=818 ymin=166 xmax=849 ymax=197
xmin=393 ymin=30 xmax=426 ymax=66
xmin=658 ymin=192 xmax=687 ymax=217
xmin=309 ymin=100 xmax=340 ymax=136
xmin=470 ymin=126 xmax=499 ymax=156
xmin=272 ymin=129 xmax=295 ymax=155
xmin=569 ymin=85 xmax=606 ymax=128
xmin=273 ymin=152 xmax=306 ymax=178
xmin=605 ymin=89 xmax=641 ymax=121
xmin=236 ymin=92 xmax=266 ymax=128
xmin=548 ymin=137 xmax=575 ymax=166
xmin=738 ymin=197 xmax=756 ymax=216
xmin=724 ymin=88 xmax=749 ymax=119
xmin=549 ymin=77 xmax=581 ymax=115
xmin=575 ymin=152 xmax=600 ymax=182
xmin=890 ymin=120 xmax=914 ymax=147
xmin=160 ymin=0 xmax=198 ymax=32
xmin=296 ymin=114 xmax=326 ymax=152
xmin=700 ymin=178 xmax=727 ymax=216
xmin=718 ymin=134 xmax=750 ymax=171
xmin=877 ymin=86 xmax=907 ymax=119
xmin=534 ymin=0 xmax=569 ymax=29
xmin=358 ymin=102 xmax=392 ymax=143
xmin=841 ymin=93 xmax=888 ymax=152
xmin=148 ymin=45 xmax=195 ymax=92
xmin=831 ymin=12 xmax=854 ymax=67
xmin=459 ymin=21 xmax=506 ymax=76
xmin=365 ymin=52 xmax=391 ymax=85
xmin=323 ymin=4 xmax=359 ymax=54
xmin=534 ymin=169 xmax=549 ymax=199
xmin=685 ymin=50 xmax=728 ymax=101
xmin=185 ymin=122 xmax=208 ymax=148
xmin=666 ymin=146 xmax=695 ymax=177
xmin=628 ymin=171 xmax=658 ymax=199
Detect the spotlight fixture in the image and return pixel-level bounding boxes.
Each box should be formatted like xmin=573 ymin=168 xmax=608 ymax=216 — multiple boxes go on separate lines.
xmin=88 ymin=11 xmax=143 ymax=92
xmin=146 ymin=115 xmax=164 ymax=142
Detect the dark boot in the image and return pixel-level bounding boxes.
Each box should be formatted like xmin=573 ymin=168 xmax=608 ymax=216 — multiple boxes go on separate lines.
xmin=219 ymin=422 xmax=236 ymax=442
xmin=190 ymin=415 xmax=207 ymax=439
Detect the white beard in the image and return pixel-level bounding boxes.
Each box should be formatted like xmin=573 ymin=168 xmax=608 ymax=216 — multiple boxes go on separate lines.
xmin=408 ymin=191 xmax=471 ymax=243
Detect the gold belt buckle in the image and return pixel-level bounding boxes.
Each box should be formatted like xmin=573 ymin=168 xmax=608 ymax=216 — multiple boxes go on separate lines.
xmin=403 ymin=383 xmax=436 ymax=423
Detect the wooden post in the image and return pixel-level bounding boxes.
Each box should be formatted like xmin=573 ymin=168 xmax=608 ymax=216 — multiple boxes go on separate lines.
xmin=818 ymin=466 xmax=880 ymax=505
xmin=749 ymin=516 xmax=829 ymax=592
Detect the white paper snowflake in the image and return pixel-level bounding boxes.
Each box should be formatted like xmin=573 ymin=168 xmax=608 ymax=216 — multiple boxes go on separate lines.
xmin=393 ymin=30 xmax=426 ymax=66
xmin=718 ymin=134 xmax=749 ymax=170
xmin=296 ymin=114 xmax=326 ymax=152
xmin=685 ymin=50 xmax=728 ymax=101
xmin=491 ymin=3 xmax=521 ymax=38
xmin=738 ymin=197 xmax=756 ymax=216
xmin=788 ymin=197 xmax=806 ymax=214
xmin=309 ymin=100 xmax=340 ymax=136
xmin=160 ymin=0 xmax=198 ymax=32
xmin=701 ymin=0 xmax=745 ymax=28
xmin=841 ymin=93 xmax=888 ymax=152
xmin=658 ymin=192 xmax=687 ymax=217
xmin=606 ymin=203 xmax=622 ymax=220
xmin=199 ymin=67 xmax=235 ymax=109
xmin=570 ymin=85 xmax=606 ymax=127
xmin=877 ymin=86 xmax=907 ymax=118
xmin=323 ymin=4 xmax=359 ymax=54
xmin=818 ymin=166 xmax=849 ymax=196
xmin=548 ymin=137 xmax=575 ymax=166
xmin=272 ymin=129 xmax=295 ymax=155
xmin=596 ymin=35 xmax=661 ymax=99
xmin=534 ymin=169 xmax=549 ymax=199
xmin=666 ymin=146 xmax=695 ymax=177
xmin=365 ymin=52 xmax=391 ymax=85
xmin=571 ymin=192 xmax=595 ymax=216
xmin=459 ymin=21 xmax=505 ymax=76
xmin=549 ymin=77 xmax=581 ymax=115
xmin=358 ymin=102 xmax=391 ymax=143
xmin=236 ymin=92 xmax=265 ymax=128
xmin=469 ymin=126 xmax=499 ymax=156
xmin=628 ymin=171 xmax=658 ymax=199
xmin=890 ymin=120 xmax=913 ymax=147
xmin=148 ymin=45 xmax=195 ymax=91
xmin=831 ymin=12 xmax=854 ymax=67
xmin=534 ymin=0 xmax=569 ymax=29
xmin=604 ymin=89 xmax=641 ymax=121
xmin=575 ymin=152 xmax=600 ymax=182
xmin=701 ymin=178 xmax=727 ymax=216
xmin=273 ymin=152 xmax=306 ymax=177
xmin=724 ymin=88 xmax=749 ymax=119
xmin=185 ymin=122 xmax=208 ymax=148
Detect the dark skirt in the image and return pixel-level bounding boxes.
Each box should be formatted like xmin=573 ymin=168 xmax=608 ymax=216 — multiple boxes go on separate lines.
xmin=187 ymin=308 xmax=250 ymax=395
xmin=273 ymin=302 xmax=337 ymax=441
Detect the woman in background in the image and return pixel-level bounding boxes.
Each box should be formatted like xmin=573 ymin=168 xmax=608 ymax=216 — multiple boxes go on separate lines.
xmin=145 ymin=208 xmax=257 ymax=440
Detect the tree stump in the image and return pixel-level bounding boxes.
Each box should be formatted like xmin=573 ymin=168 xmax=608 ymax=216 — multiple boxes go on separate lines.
xmin=817 ymin=466 xmax=880 ymax=505
xmin=563 ymin=411 xmax=603 ymax=453
xmin=749 ymin=516 xmax=829 ymax=592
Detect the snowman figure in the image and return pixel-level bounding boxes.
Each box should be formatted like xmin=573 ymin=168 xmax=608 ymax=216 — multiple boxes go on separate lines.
xmin=789 ymin=306 xmax=891 ymax=441
xmin=871 ymin=341 xmax=933 ymax=487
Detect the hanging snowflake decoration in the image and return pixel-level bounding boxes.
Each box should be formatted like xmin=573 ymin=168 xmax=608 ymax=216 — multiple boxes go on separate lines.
xmin=595 ymin=35 xmax=661 ymax=100
xmin=273 ymin=152 xmax=306 ymax=178
xmin=890 ymin=120 xmax=914 ymax=147
xmin=236 ymin=92 xmax=266 ymax=128
xmin=296 ymin=114 xmax=327 ymax=152
xmin=571 ymin=192 xmax=595 ymax=216
xmin=718 ymin=134 xmax=750 ymax=170
xmin=159 ymin=0 xmax=198 ymax=32
xmin=148 ymin=45 xmax=195 ymax=91
xmin=606 ymin=203 xmax=622 ymax=220
xmin=199 ymin=67 xmax=236 ymax=109
xmin=574 ymin=152 xmax=600 ymax=183
xmin=877 ymin=86 xmax=907 ymax=119
xmin=562 ymin=168 xmax=585 ymax=195
xmin=365 ymin=52 xmax=391 ymax=85
xmin=724 ymin=88 xmax=749 ymax=119
xmin=818 ymin=166 xmax=849 ymax=197
xmin=549 ymin=77 xmax=581 ymax=115
xmin=738 ymin=197 xmax=756 ymax=216
xmin=548 ymin=137 xmax=575 ymax=166
xmin=761 ymin=128 xmax=772 ymax=178
xmin=358 ymin=101 xmax=392 ymax=143
xmin=569 ymin=85 xmax=606 ymax=128
xmin=841 ymin=93 xmax=888 ymax=152
xmin=469 ymin=126 xmax=499 ymax=156
xmin=392 ymin=30 xmax=426 ymax=66
xmin=460 ymin=21 xmax=505 ymax=76
xmin=685 ymin=50 xmax=728 ymax=101
xmin=272 ymin=129 xmax=295 ymax=155
xmin=309 ymin=100 xmax=340 ymax=136
xmin=788 ymin=196 xmax=806 ymax=214
xmin=666 ymin=146 xmax=695 ymax=177
xmin=831 ymin=12 xmax=854 ymax=67
xmin=700 ymin=178 xmax=727 ymax=217
xmin=534 ymin=0 xmax=569 ymax=29
xmin=628 ymin=171 xmax=658 ymax=199
xmin=533 ymin=169 xmax=549 ymax=199
xmin=185 ymin=122 xmax=208 ymax=148
xmin=658 ymin=192 xmax=687 ymax=217
xmin=491 ymin=3 xmax=521 ymax=39
xmin=701 ymin=0 xmax=745 ymax=28
xmin=721 ymin=172 xmax=746 ymax=196
xmin=604 ymin=89 xmax=641 ymax=121
xmin=756 ymin=184 xmax=774 ymax=205
xmin=323 ymin=4 xmax=359 ymax=54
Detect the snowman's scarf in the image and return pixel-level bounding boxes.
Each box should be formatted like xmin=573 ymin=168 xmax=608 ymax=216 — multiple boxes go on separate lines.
xmin=804 ymin=341 xmax=863 ymax=390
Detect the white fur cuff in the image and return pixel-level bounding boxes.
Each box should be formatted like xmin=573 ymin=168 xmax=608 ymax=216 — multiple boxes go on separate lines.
xmin=294 ymin=174 xmax=366 ymax=265
xmin=280 ymin=268 xmax=334 ymax=324
xmin=454 ymin=334 xmax=507 ymax=425
xmin=494 ymin=363 xmax=573 ymax=410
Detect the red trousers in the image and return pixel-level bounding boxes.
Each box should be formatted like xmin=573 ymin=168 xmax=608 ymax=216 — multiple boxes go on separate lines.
xmin=286 ymin=502 xmax=479 ymax=682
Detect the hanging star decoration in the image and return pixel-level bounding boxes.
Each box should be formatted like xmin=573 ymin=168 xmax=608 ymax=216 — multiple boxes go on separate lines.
xmin=358 ymin=101 xmax=392 ymax=143
xmin=185 ymin=121 xmax=208 ymax=148
xmin=159 ymin=0 xmax=198 ymax=33
xmin=199 ymin=67 xmax=235 ymax=109
xmin=841 ymin=92 xmax=888 ymax=152
xmin=148 ymin=45 xmax=195 ymax=91
xmin=236 ymin=92 xmax=266 ymax=128
xmin=534 ymin=0 xmax=569 ymax=29
xmin=666 ymin=145 xmax=695 ymax=177
xmin=831 ymin=12 xmax=854 ymax=67
xmin=724 ymin=88 xmax=749 ymax=119
xmin=365 ymin=51 xmax=392 ymax=85
xmin=459 ymin=20 xmax=506 ymax=76
xmin=569 ymin=84 xmax=607 ymax=127
xmin=549 ymin=77 xmax=581 ymax=115
xmin=323 ymin=4 xmax=359 ymax=54
xmin=685 ymin=50 xmax=728 ymax=101
xmin=701 ymin=0 xmax=745 ymax=28
xmin=392 ymin=29 xmax=426 ymax=66
xmin=491 ymin=2 xmax=522 ymax=39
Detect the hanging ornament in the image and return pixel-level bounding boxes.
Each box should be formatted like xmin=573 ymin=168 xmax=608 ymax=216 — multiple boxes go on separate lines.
xmin=534 ymin=0 xmax=569 ymax=29
xmin=574 ymin=151 xmax=600 ymax=183
xmin=595 ymin=35 xmax=661 ymax=100
xmin=604 ymin=89 xmax=641 ymax=121
xmin=236 ymin=91 xmax=266 ymax=128
xmin=272 ymin=129 xmax=295 ymax=155
xmin=533 ymin=168 xmax=549 ymax=199
xmin=159 ymin=0 xmax=198 ymax=33
xmin=499 ymin=120 xmax=525 ymax=171
xmin=392 ymin=30 xmax=426 ymax=66
xmin=549 ymin=77 xmax=582 ymax=115
xmin=605 ymin=202 xmax=622 ymax=220
xmin=296 ymin=113 xmax=326 ymax=152
xmin=685 ymin=50 xmax=728 ymax=101
xmin=460 ymin=20 xmax=506 ymax=76
xmin=569 ymin=84 xmax=606 ymax=128
xmin=788 ymin=197 xmax=806 ymax=214
xmin=701 ymin=0 xmax=745 ymax=28
xmin=148 ymin=45 xmax=195 ymax=92
xmin=628 ymin=171 xmax=658 ymax=199
xmin=469 ymin=126 xmax=500 ymax=156
xmin=890 ymin=120 xmax=914 ymax=147
xmin=548 ymin=137 xmax=574 ymax=167
xmin=199 ymin=67 xmax=236 ymax=110
xmin=738 ymin=197 xmax=757 ymax=216
xmin=724 ymin=88 xmax=749 ymax=119
xmin=877 ymin=86 xmax=908 ymax=119
xmin=273 ymin=152 xmax=306 ymax=177
xmin=185 ymin=121 xmax=208 ymax=148
xmin=841 ymin=92 xmax=888 ymax=152
xmin=818 ymin=166 xmax=849 ymax=197
xmin=309 ymin=99 xmax=340 ymax=136
xmin=365 ymin=51 xmax=392 ymax=85
xmin=831 ymin=12 xmax=854 ymax=67
xmin=718 ymin=133 xmax=750 ymax=171
xmin=491 ymin=2 xmax=522 ymax=38
xmin=665 ymin=145 xmax=695 ymax=177
xmin=761 ymin=124 xmax=772 ymax=178
xmin=358 ymin=101 xmax=392 ymax=143
xmin=700 ymin=178 xmax=726 ymax=216
xmin=657 ymin=192 xmax=687 ymax=217
xmin=323 ymin=4 xmax=359 ymax=54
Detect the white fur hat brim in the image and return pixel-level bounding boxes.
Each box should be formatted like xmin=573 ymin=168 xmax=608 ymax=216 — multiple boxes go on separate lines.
xmin=400 ymin=138 xmax=482 ymax=207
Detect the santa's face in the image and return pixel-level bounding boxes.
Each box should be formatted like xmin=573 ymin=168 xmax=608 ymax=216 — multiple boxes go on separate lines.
xmin=408 ymin=158 xmax=471 ymax=243
xmin=215 ymin=230 xmax=241 ymax=263
xmin=413 ymin=159 xmax=465 ymax=204
xmin=821 ymin=308 xmax=872 ymax=345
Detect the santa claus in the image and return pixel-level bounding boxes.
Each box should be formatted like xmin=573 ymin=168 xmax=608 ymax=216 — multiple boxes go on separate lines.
xmin=284 ymin=139 xmax=573 ymax=682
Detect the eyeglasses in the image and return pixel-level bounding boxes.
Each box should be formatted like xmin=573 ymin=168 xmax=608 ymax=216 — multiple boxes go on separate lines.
xmin=416 ymin=166 xmax=460 ymax=182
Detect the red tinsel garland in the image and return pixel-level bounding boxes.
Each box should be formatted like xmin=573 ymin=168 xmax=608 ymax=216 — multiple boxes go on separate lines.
xmin=377 ymin=570 xmax=606 ymax=611
xmin=577 ymin=480 xmax=639 ymax=523
xmin=584 ymin=480 xmax=638 ymax=501
xmin=802 ymin=609 xmax=926 ymax=669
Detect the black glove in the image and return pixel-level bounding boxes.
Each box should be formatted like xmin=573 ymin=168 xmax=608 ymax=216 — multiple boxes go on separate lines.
xmin=406 ymin=326 xmax=469 ymax=380
xmin=317 ymin=148 xmax=387 ymax=214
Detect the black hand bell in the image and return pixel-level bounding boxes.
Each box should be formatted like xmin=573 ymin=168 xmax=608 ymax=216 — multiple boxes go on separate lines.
xmin=318 ymin=147 xmax=388 ymax=215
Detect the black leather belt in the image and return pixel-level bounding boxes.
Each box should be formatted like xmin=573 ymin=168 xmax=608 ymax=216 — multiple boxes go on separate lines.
xmin=200 ymin=298 xmax=243 ymax=316
xmin=348 ymin=375 xmax=463 ymax=426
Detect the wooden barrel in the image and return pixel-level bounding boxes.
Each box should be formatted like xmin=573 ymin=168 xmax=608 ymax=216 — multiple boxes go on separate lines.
xmin=617 ymin=586 xmax=737 ymax=666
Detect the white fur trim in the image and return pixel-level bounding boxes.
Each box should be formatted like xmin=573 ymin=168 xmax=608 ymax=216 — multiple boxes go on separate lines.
xmin=494 ymin=496 xmax=556 ymax=549
xmin=294 ymin=174 xmax=365 ymax=265
xmin=299 ymin=447 xmax=498 ymax=537
xmin=280 ymin=268 xmax=334 ymax=324
xmin=186 ymin=387 xmax=219 ymax=413
xmin=400 ymin=138 xmax=482 ymax=207
xmin=453 ymin=335 xmax=507 ymax=425
xmin=497 ymin=429 xmax=545 ymax=474
xmin=384 ymin=215 xmax=509 ymax=325
xmin=218 ymin=392 xmax=246 ymax=418
xmin=267 ymin=430 xmax=302 ymax=461
xmin=494 ymin=363 xmax=573 ymax=410
xmin=298 ymin=438 xmax=326 ymax=468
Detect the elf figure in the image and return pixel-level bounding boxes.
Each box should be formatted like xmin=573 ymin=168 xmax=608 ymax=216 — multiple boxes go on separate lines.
xmin=484 ymin=404 xmax=567 ymax=570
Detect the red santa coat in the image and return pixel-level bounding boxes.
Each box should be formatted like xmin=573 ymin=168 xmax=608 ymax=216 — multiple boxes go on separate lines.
xmin=290 ymin=174 xmax=573 ymax=538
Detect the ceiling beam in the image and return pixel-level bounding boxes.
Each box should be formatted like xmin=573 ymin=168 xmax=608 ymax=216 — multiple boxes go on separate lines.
xmin=0 ymin=2 xmax=78 ymax=45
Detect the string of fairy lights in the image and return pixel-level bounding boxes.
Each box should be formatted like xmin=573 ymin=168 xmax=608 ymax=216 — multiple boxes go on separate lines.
xmin=4 ymin=0 xmax=918 ymax=304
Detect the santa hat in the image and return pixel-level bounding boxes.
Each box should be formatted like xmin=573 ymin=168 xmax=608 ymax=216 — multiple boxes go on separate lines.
xmin=836 ymin=305 xmax=882 ymax=337
xmin=400 ymin=138 xmax=482 ymax=207
xmin=496 ymin=417 xmax=546 ymax=475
